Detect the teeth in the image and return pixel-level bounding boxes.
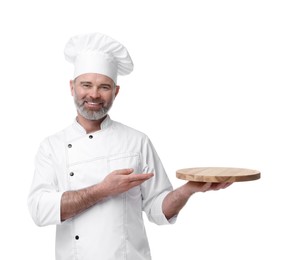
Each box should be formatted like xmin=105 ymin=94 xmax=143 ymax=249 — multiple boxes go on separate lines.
xmin=87 ymin=101 xmax=100 ymax=105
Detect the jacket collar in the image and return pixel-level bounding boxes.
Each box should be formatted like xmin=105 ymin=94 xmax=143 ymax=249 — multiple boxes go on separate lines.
xmin=73 ymin=115 xmax=112 ymax=135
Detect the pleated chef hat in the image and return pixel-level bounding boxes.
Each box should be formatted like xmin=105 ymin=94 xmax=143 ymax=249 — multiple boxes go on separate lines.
xmin=64 ymin=32 xmax=134 ymax=83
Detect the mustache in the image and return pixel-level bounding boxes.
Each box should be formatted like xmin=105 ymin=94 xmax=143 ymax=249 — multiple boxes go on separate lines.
xmin=83 ymin=98 xmax=103 ymax=103
xmin=76 ymin=98 xmax=104 ymax=106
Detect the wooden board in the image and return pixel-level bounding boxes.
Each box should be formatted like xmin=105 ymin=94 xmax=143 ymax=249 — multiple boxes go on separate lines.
xmin=176 ymin=167 xmax=260 ymax=183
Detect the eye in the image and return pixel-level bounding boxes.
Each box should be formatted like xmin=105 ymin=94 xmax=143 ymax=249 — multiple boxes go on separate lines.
xmin=99 ymin=85 xmax=111 ymax=90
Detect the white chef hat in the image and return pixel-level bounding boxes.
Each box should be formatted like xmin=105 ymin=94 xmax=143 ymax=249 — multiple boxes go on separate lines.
xmin=64 ymin=32 xmax=134 ymax=83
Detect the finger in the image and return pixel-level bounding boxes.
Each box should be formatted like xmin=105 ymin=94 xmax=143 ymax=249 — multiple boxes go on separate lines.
xmin=222 ymin=182 xmax=233 ymax=189
xmin=201 ymin=182 xmax=212 ymax=191
xmin=127 ymin=173 xmax=154 ymax=182
xmin=128 ymin=177 xmax=153 ymax=188
xmin=186 ymin=181 xmax=210 ymax=192
xmin=211 ymin=182 xmax=232 ymax=190
xmin=209 ymin=183 xmax=223 ymax=190
xmin=112 ymin=168 xmax=134 ymax=175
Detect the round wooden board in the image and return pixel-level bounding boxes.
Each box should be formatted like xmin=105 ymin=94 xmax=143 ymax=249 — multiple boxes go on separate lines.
xmin=176 ymin=167 xmax=261 ymax=183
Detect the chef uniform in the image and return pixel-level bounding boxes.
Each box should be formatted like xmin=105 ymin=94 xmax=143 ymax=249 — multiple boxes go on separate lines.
xmin=28 ymin=33 xmax=176 ymax=260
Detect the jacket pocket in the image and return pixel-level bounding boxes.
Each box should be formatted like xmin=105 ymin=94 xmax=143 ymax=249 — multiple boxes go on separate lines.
xmin=107 ymin=153 xmax=142 ymax=198
xmin=107 ymin=153 xmax=141 ymax=174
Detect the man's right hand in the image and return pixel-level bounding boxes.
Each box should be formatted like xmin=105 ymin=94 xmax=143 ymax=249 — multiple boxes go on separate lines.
xmin=100 ymin=168 xmax=154 ymax=197
xmin=61 ymin=169 xmax=153 ymax=222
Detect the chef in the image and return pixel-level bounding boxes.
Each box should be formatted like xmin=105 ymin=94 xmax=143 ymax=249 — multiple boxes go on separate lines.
xmin=27 ymin=32 xmax=231 ymax=260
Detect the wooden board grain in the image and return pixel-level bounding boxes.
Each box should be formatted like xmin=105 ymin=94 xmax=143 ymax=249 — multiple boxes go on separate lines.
xmin=176 ymin=167 xmax=260 ymax=183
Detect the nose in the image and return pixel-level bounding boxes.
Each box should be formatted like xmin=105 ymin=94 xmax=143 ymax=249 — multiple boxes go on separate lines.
xmin=88 ymin=86 xmax=101 ymax=99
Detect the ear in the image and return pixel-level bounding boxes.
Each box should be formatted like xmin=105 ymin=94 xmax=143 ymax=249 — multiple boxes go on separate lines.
xmin=114 ymin=85 xmax=120 ymax=98
xmin=70 ymin=80 xmax=75 ymax=96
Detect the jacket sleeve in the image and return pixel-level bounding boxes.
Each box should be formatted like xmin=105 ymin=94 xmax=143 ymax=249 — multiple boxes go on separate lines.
xmin=27 ymin=138 xmax=63 ymax=227
xmin=141 ymin=136 xmax=177 ymax=225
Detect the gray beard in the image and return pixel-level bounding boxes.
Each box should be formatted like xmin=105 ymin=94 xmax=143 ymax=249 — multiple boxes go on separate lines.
xmin=74 ymin=99 xmax=112 ymax=121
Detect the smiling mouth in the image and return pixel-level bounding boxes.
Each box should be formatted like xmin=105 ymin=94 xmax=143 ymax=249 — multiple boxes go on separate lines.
xmin=84 ymin=101 xmax=103 ymax=109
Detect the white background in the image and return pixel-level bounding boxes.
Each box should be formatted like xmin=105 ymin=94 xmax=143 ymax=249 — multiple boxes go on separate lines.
xmin=0 ymin=0 xmax=280 ymax=259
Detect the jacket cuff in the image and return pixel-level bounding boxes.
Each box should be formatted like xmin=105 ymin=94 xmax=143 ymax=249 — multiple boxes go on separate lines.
xmin=33 ymin=191 xmax=64 ymax=226
xmin=149 ymin=191 xmax=178 ymax=225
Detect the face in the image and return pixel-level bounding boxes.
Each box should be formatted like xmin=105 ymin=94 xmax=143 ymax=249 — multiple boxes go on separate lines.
xmin=70 ymin=73 xmax=119 ymax=121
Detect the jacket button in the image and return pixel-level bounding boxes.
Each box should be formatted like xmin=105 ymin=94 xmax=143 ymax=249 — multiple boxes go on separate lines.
xmin=89 ymin=135 xmax=93 ymax=139
xmin=70 ymin=172 xmax=74 ymax=177
xmin=68 ymin=144 xmax=72 ymax=148
xmin=75 ymin=235 xmax=79 ymax=240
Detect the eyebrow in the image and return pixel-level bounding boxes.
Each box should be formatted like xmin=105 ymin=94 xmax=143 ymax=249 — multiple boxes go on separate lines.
xmin=99 ymin=83 xmax=112 ymax=88
xmin=80 ymin=81 xmax=92 ymax=85
xmin=79 ymin=82 xmax=112 ymax=88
